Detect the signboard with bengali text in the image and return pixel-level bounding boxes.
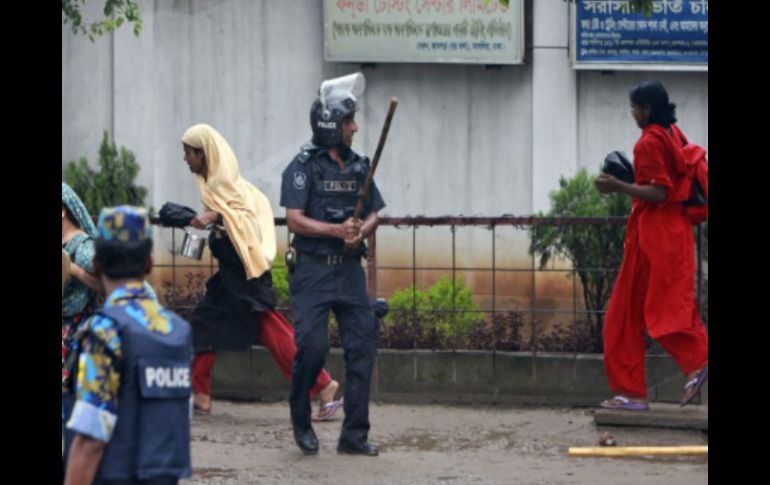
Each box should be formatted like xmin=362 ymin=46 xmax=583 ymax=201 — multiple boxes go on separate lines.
xmin=324 ymin=0 xmax=526 ymax=64
xmin=571 ymin=0 xmax=707 ymax=71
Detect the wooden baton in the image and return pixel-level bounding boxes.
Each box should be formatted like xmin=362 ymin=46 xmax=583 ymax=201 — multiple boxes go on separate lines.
xmin=352 ymin=97 xmax=399 ymax=220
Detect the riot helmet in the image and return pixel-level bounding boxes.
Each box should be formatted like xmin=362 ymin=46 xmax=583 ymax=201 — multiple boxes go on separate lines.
xmin=310 ymin=73 xmax=366 ymax=147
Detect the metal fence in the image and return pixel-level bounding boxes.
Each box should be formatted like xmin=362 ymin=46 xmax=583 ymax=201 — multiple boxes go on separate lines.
xmin=151 ymin=217 xmax=706 ymax=354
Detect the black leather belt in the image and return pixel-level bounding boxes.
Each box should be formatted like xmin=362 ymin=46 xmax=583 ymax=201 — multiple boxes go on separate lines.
xmin=298 ymin=252 xmax=360 ymax=266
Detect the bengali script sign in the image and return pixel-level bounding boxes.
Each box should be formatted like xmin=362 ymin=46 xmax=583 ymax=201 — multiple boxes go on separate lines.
xmin=324 ymin=0 xmax=525 ymax=64
xmin=573 ymin=0 xmax=707 ymax=70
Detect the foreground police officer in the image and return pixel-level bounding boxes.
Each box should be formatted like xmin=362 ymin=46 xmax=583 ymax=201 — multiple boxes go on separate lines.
xmin=281 ymin=73 xmax=385 ymax=456
xmin=64 ymin=206 xmax=192 ymax=485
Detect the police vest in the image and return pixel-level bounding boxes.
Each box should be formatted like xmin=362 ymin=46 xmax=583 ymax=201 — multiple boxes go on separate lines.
xmin=292 ymin=149 xmax=371 ymax=256
xmin=94 ymin=305 xmax=193 ymax=482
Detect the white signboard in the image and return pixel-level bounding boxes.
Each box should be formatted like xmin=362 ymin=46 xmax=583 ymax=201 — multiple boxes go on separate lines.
xmin=324 ymin=0 xmax=526 ymax=64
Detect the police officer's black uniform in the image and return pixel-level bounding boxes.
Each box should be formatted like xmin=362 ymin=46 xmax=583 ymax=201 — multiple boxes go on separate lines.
xmin=281 ymin=80 xmax=385 ymax=455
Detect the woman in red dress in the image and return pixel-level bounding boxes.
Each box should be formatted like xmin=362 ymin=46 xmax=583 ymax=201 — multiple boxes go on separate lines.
xmin=595 ymin=80 xmax=708 ymax=410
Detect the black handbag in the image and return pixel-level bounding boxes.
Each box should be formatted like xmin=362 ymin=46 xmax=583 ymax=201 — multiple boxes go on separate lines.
xmin=158 ymin=202 xmax=197 ymax=228
xmin=602 ymin=151 xmax=635 ymax=184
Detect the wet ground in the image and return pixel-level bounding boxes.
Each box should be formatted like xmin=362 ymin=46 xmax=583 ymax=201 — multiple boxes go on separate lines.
xmin=182 ymin=400 xmax=707 ymax=484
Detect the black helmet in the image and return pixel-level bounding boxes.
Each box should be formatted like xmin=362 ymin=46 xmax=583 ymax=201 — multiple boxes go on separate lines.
xmin=310 ymin=73 xmax=365 ymax=147
xmin=602 ymin=151 xmax=635 ymax=184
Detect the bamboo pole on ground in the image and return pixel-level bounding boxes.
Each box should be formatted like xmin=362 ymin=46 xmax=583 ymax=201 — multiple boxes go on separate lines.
xmin=569 ymin=446 xmax=708 ymax=457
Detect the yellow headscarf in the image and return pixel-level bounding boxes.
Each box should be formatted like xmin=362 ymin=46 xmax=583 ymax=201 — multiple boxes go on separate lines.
xmin=181 ymin=124 xmax=276 ymax=279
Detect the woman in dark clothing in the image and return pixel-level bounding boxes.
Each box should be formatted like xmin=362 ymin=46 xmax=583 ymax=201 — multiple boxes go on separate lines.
xmin=181 ymin=123 xmax=341 ymax=419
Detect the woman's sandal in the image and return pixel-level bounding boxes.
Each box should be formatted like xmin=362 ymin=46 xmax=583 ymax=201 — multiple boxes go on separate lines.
xmin=680 ymin=364 xmax=708 ymax=407
xmin=599 ymin=395 xmax=649 ymax=411
xmin=193 ymin=402 xmax=212 ymax=416
xmin=313 ymin=398 xmax=344 ymax=421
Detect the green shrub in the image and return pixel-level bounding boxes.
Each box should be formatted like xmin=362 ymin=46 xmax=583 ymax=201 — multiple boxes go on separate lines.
xmin=63 ymin=130 xmax=148 ymax=216
xmin=386 ymin=276 xmax=481 ymax=348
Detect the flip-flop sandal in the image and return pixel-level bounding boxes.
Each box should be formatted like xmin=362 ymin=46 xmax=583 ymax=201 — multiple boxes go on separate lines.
xmin=313 ymin=398 xmax=344 ymax=421
xmin=194 ymin=404 xmax=212 ymax=416
xmin=599 ymin=395 xmax=649 ymax=411
xmin=680 ymin=364 xmax=708 ymax=407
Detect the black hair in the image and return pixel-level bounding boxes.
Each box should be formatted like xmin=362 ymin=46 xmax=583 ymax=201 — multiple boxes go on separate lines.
xmin=94 ymin=238 xmax=153 ymax=279
xmin=183 ymin=143 xmax=205 ymax=157
xmin=629 ymin=80 xmax=677 ymax=128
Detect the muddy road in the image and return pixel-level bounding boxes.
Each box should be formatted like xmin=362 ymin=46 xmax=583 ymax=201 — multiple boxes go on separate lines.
xmin=183 ymin=401 xmax=707 ymax=484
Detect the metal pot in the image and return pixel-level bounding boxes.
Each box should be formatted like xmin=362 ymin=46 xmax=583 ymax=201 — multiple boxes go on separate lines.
xmin=179 ymin=230 xmax=207 ymax=260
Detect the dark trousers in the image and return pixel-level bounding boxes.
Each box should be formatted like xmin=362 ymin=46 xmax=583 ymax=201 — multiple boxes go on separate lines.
xmin=288 ymin=255 xmax=379 ymax=444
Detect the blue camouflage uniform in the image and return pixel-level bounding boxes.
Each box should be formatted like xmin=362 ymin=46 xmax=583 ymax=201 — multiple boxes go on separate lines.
xmin=64 ymin=206 xmax=193 ymax=484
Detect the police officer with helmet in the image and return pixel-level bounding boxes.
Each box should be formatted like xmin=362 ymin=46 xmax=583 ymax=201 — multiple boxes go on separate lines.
xmin=281 ymin=72 xmax=385 ymax=456
xmin=63 ymin=206 xmax=193 ymax=484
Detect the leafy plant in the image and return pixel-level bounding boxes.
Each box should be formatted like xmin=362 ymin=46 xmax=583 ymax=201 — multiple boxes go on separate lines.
xmin=63 ymin=130 xmax=148 ymax=217
xmin=386 ymin=276 xmax=481 ymax=349
xmin=62 ymin=0 xmax=142 ymax=41
xmin=161 ymin=271 xmax=207 ymax=321
xmin=529 ymin=168 xmax=631 ymax=350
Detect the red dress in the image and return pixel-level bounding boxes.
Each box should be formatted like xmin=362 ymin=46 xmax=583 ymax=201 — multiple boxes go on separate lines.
xmin=603 ymin=124 xmax=709 ymax=398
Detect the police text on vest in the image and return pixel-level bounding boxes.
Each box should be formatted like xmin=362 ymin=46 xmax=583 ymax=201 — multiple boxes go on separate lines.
xmin=145 ymin=367 xmax=190 ymax=388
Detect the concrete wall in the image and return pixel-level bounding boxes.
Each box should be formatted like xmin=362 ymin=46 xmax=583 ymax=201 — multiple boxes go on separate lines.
xmin=577 ymin=70 xmax=709 ymax=175
xmin=211 ymin=347 xmax=706 ymax=407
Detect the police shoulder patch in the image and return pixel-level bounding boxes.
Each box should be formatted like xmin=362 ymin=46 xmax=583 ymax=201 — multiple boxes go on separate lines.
xmin=293 ymin=171 xmax=307 ymax=190
xmin=360 ymin=155 xmax=371 ymax=166
xmin=353 ymin=156 xmax=369 ymax=174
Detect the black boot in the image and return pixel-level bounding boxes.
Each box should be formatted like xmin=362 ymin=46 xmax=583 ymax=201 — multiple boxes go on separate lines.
xmin=337 ymin=438 xmax=379 ymax=456
xmin=293 ymin=426 xmax=319 ymax=455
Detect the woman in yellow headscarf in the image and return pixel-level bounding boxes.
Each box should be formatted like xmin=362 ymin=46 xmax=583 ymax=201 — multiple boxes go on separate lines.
xmin=182 ymin=124 xmax=342 ymax=419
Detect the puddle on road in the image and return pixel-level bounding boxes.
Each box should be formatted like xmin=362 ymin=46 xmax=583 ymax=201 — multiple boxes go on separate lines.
xmin=381 ymin=428 xmax=516 ymax=452
xmin=193 ymin=467 xmax=238 ymax=479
